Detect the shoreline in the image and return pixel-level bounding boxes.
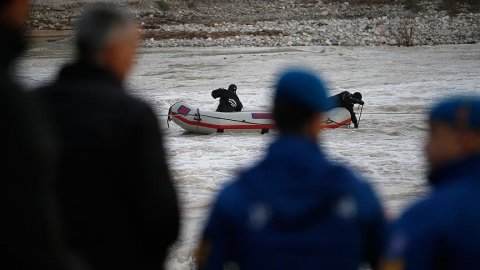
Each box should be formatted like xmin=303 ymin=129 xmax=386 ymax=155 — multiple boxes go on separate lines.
xmin=28 ymin=1 xmax=480 ymax=48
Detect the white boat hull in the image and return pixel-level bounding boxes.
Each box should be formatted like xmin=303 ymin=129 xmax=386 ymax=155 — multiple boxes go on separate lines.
xmin=168 ymin=102 xmax=352 ymax=135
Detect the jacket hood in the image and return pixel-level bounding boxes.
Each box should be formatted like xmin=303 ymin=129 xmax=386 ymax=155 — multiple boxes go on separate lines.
xmin=0 ymin=24 xmax=26 ymax=73
xmin=428 ymin=155 xmax=480 ymax=187
xmin=240 ymin=135 xmax=353 ymax=228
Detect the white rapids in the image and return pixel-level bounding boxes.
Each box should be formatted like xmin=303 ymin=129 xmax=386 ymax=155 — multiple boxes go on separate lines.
xmin=18 ymin=43 xmax=480 ymax=269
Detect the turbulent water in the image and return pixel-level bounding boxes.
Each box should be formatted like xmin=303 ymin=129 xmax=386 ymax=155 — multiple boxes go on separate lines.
xmin=19 ymin=44 xmax=480 ymax=269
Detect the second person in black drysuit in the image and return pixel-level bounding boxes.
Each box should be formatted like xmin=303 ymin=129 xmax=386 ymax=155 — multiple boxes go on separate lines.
xmin=211 ymin=84 xmax=243 ymax=112
xmin=327 ymin=91 xmax=364 ymax=128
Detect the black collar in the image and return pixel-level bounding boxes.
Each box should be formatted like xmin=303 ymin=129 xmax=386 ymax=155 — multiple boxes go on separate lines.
xmin=58 ymin=61 xmax=122 ymax=89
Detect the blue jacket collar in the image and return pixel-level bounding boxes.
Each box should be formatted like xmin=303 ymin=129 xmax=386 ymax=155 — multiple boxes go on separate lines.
xmin=267 ymin=134 xmax=325 ymax=161
xmin=428 ymin=155 xmax=480 ymax=187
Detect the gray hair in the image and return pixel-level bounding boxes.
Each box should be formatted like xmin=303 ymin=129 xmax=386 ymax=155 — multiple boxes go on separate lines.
xmin=75 ymin=6 xmax=131 ymax=61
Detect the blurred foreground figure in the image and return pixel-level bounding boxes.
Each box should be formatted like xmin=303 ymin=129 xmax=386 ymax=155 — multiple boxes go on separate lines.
xmin=1 ymin=0 xmax=70 ymax=269
xmin=36 ymin=7 xmax=179 ymax=270
xmin=384 ymin=97 xmax=480 ymax=270
xmin=196 ymin=69 xmax=386 ymax=269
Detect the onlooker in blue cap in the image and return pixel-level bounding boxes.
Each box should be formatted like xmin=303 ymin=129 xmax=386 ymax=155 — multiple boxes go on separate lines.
xmin=196 ymin=68 xmax=386 ymax=270
xmin=383 ymin=96 xmax=480 ymax=270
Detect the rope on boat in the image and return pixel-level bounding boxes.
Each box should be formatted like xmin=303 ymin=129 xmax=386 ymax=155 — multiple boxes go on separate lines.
xmin=167 ymin=112 xmax=269 ymax=126
xmin=360 ymin=112 xmax=426 ymax=115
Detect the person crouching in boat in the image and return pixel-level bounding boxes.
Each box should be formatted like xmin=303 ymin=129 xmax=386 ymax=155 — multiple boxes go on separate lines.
xmin=327 ymin=91 xmax=364 ymax=128
xmin=212 ymin=84 xmax=243 ymax=112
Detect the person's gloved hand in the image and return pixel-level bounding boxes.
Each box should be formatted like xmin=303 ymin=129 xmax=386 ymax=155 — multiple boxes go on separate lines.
xmin=359 ymin=100 xmax=365 ymax=105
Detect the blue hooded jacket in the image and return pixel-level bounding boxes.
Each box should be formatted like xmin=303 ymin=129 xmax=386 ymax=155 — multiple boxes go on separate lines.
xmin=385 ymin=155 xmax=480 ymax=270
xmin=200 ymin=135 xmax=386 ymax=270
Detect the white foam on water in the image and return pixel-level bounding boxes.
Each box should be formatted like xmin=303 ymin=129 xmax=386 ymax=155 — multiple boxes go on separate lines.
xmin=18 ymin=44 xmax=480 ymax=269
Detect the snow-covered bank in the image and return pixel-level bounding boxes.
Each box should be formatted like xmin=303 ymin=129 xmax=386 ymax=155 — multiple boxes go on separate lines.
xmin=18 ymin=44 xmax=480 ymax=269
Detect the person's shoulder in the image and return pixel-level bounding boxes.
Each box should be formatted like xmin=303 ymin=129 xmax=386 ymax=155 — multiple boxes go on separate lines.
xmin=0 ymin=77 xmax=32 ymax=110
xmin=396 ymin=188 xmax=454 ymax=231
xmin=218 ymin=175 xmax=249 ymax=200
xmin=391 ymin=179 xmax=480 ymax=261
xmin=385 ymin=195 xmax=440 ymax=264
xmin=420 ymin=179 xmax=478 ymax=216
xmin=335 ymin=91 xmax=349 ymax=100
xmin=212 ymin=88 xmax=226 ymax=92
xmin=211 ymin=88 xmax=227 ymax=97
xmin=0 ymin=76 xmax=23 ymax=96
xmin=326 ymin=163 xmax=370 ymax=189
xmin=124 ymin=95 xmax=158 ymax=120
xmin=0 ymin=73 xmax=18 ymax=87
xmin=212 ymin=177 xmax=251 ymax=217
xmin=32 ymin=79 xmax=55 ymax=92
xmin=327 ymin=163 xmax=382 ymax=209
xmin=123 ymin=92 xmax=148 ymax=107
xmin=401 ymin=196 xmax=435 ymax=221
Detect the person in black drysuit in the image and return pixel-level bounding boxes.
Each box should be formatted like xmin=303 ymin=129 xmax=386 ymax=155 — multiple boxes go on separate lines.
xmin=35 ymin=7 xmax=179 ymax=270
xmin=211 ymin=84 xmax=243 ymax=112
xmin=327 ymin=91 xmax=364 ymax=128
xmin=1 ymin=0 xmax=73 ymax=269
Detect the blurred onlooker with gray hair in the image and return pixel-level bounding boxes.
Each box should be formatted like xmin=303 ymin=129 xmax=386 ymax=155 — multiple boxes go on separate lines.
xmin=36 ymin=6 xmax=180 ymax=270
xmin=1 ymin=0 xmax=72 ymax=269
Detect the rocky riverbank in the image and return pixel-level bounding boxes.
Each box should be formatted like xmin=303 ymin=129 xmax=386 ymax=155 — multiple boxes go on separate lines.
xmin=28 ymin=0 xmax=480 ymax=47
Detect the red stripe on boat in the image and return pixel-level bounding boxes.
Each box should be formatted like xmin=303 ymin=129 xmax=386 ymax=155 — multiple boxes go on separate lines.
xmin=171 ymin=113 xmax=275 ymax=130
xmin=170 ymin=112 xmax=351 ymax=130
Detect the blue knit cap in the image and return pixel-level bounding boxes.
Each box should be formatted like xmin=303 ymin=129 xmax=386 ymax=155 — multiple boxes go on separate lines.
xmin=430 ymin=97 xmax=480 ymax=131
xmin=274 ymin=69 xmax=329 ymax=112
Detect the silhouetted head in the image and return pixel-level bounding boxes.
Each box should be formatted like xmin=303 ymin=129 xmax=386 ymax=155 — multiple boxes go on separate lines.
xmin=228 ymin=84 xmax=237 ymax=92
xmin=426 ymin=97 xmax=480 ymax=170
xmin=273 ymin=68 xmax=329 ymax=139
xmin=353 ymin=92 xmax=362 ymax=100
xmin=75 ymin=6 xmax=139 ymax=82
xmin=0 ymin=0 xmax=30 ymax=29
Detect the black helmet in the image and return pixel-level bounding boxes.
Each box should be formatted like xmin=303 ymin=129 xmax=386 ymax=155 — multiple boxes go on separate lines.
xmin=228 ymin=84 xmax=237 ymax=92
xmin=353 ymin=92 xmax=362 ymax=100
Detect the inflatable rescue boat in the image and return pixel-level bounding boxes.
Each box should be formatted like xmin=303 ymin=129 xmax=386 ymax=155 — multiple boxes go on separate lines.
xmin=168 ymin=102 xmax=352 ymax=135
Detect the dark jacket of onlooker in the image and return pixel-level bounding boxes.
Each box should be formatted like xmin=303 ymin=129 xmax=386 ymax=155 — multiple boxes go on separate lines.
xmin=1 ymin=24 xmax=69 ymax=270
xmin=199 ymin=135 xmax=386 ymax=270
xmin=327 ymin=91 xmax=364 ymax=128
xmin=36 ymin=61 xmax=180 ymax=270
xmin=385 ymin=156 xmax=480 ymax=270
xmin=211 ymin=88 xmax=243 ymax=112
